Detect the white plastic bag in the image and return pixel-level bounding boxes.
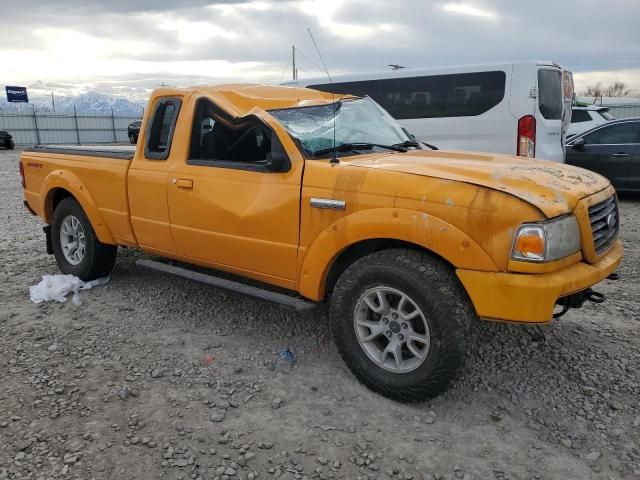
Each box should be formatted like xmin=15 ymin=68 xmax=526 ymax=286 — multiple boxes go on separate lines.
xmin=29 ymin=274 xmax=109 ymax=304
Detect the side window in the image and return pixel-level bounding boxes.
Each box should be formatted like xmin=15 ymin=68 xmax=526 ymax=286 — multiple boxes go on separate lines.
xmin=145 ymin=98 xmax=181 ymax=160
xmin=379 ymin=72 xmax=506 ymax=119
xmin=583 ymin=123 xmax=640 ymax=145
xmin=571 ymin=110 xmax=592 ymax=123
xmin=309 ymin=80 xmax=382 ymax=102
xmin=189 ymin=99 xmax=274 ymax=167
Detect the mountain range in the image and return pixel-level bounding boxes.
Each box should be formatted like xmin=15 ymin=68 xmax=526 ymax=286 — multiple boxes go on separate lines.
xmin=0 ymin=91 xmax=147 ymax=116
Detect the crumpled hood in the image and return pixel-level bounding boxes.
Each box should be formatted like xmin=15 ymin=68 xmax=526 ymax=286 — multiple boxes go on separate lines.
xmin=349 ymin=150 xmax=610 ymax=218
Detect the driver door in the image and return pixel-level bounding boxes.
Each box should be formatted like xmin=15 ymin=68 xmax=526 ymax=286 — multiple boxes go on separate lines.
xmin=166 ymin=98 xmax=304 ymax=287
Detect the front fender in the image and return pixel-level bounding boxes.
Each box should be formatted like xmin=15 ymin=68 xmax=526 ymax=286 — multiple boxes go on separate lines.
xmin=40 ymin=170 xmax=116 ymax=245
xmin=298 ymin=208 xmax=498 ymax=300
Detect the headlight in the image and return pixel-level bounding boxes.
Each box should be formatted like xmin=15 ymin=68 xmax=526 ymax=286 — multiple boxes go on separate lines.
xmin=511 ymin=215 xmax=581 ymax=262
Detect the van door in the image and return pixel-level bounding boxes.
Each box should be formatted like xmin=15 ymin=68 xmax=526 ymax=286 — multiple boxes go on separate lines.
xmin=536 ymin=68 xmax=565 ymax=162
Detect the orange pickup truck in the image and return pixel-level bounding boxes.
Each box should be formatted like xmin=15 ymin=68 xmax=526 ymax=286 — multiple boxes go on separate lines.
xmin=20 ymin=84 xmax=622 ymax=401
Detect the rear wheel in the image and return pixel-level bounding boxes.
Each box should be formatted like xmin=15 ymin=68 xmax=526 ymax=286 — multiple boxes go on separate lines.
xmin=6 ymin=139 xmax=14 ymax=150
xmin=129 ymin=133 xmax=137 ymax=144
xmin=51 ymin=197 xmax=117 ymax=281
xmin=330 ymin=249 xmax=474 ymax=402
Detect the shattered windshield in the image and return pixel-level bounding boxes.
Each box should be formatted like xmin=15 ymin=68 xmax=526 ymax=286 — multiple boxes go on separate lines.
xmin=269 ymin=97 xmax=411 ymax=158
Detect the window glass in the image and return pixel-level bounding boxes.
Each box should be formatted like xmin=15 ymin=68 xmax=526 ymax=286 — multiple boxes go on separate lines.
xmin=583 ymin=122 xmax=639 ymax=145
xmin=571 ymin=110 xmax=592 ymax=123
xmin=538 ymin=69 xmax=562 ymax=120
xmin=189 ymin=99 xmax=272 ymax=164
xmin=311 ymin=72 xmax=506 ymax=120
xmin=146 ymin=98 xmax=181 ymax=159
xmin=310 ymin=80 xmax=381 ymax=100
xmin=269 ymin=97 xmax=410 ymax=158
xmin=381 ymin=72 xmax=506 ymax=119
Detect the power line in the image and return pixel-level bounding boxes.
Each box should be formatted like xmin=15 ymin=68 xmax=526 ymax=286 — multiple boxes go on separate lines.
xmin=294 ymin=48 xmax=325 ymax=75
xmin=279 ymin=52 xmax=292 ymax=84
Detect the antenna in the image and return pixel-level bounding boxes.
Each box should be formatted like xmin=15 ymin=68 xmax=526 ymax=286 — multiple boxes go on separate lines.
xmin=307 ymin=28 xmax=338 ymax=165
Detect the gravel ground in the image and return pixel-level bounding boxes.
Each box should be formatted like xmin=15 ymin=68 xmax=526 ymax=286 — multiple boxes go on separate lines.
xmin=1 ymin=147 xmax=639 ymax=480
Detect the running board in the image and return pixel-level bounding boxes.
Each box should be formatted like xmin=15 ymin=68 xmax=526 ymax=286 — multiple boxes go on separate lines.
xmin=136 ymin=259 xmax=318 ymax=312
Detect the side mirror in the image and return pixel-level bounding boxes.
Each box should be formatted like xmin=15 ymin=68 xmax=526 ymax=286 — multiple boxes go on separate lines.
xmin=267 ymin=135 xmax=291 ymax=173
xmin=572 ymin=137 xmax=585 ymax=150
xmin=267 ymin=151 xmax=290 ymax=172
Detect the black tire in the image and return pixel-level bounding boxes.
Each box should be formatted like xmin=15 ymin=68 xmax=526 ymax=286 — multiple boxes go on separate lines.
xmin=51 ymin=197 xmax=117 ymax=281
xmin=129 ymin=134 xmax=136 ymax=144
xmin=6 ymin=140 xmax=14 ymax=150
xmin=330 ymin=248 xmax=475 ymax=402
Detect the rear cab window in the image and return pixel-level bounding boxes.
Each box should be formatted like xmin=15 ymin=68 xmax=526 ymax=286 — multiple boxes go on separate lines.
xmin=145 ymin=97 xmax=182 ymax=160
xmin=537 ymin=69 xmax=563 ymax=120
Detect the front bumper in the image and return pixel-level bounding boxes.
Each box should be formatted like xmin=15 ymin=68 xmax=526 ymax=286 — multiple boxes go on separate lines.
xmin=456 ymin=240 xmax=623 ymax=323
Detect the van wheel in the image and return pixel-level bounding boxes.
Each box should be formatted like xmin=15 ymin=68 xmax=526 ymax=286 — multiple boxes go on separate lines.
xmin=51 ymin=197 xmax=117 ymax=281
xmin=330 ymin=249 xmax=474 ymax=402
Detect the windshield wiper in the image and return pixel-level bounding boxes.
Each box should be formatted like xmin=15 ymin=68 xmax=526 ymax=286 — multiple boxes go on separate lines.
xmin=393 ymin=140 xmax=439 ymax=151
xmin=312 ymin=142 xmax=407 ymax=157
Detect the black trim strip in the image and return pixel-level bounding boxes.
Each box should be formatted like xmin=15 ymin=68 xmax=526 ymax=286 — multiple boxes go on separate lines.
xmin=25 ymin=146 xmax=134 ymax=160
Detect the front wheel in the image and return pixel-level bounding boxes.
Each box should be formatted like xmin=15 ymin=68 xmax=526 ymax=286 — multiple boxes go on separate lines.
xmin=129 ymin=134 xmax=137 ymax=144
xmin=6 ymin=140 xmax=15 ymax=150
xmin=51 ymin=197 xmax=117 ymax=281
xmin=330 ymin=249 xmax=475 ymax=402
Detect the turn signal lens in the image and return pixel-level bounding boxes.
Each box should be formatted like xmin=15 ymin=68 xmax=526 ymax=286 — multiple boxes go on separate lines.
xmin=512 ymin=226 xmax=545 ymax=261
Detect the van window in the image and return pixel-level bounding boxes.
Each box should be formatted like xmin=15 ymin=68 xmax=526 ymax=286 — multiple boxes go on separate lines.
xmin=571 ymin=110 xmax=592 ymax=123
xmin=311 ymin=72 xmax=506 ymax=120
xmin=310 ymin=80 xmax=381 ymax=99
xmin=145 ymin=98 xmax=181 ymax=160
xmin=538 ymin=69 xmax=562 ymax=120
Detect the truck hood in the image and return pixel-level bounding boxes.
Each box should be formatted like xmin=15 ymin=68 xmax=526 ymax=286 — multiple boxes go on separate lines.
xmin=349 ymin=150 xmax=610 ymax=218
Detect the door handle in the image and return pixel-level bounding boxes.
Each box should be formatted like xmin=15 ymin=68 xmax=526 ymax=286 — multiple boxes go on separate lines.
xmin=173 ymin=178 xmax=194 ymax=189
xmin=611 ymin=153 xmax=630 ymax=158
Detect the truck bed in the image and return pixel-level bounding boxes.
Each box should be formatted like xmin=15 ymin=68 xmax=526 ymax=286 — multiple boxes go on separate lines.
xmin=21 ymin=144 xmax=136 ymax=247
xmin=26 ymin=145 xmax=136 ymax=160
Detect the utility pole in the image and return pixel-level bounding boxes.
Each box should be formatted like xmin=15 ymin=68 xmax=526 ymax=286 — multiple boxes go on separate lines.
xmin=51 ymin=92 xmax=56 ymax=112
xmin=292 ymin=45 xmax=298 ymax=80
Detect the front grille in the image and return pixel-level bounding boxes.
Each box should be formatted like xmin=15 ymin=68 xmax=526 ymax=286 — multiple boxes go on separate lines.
xmin=588 ymin=195 xmax=618 ymax=254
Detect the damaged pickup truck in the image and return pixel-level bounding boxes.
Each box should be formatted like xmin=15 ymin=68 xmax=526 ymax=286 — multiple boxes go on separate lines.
xmin=20 ymin=84 xmax=622 ymax=401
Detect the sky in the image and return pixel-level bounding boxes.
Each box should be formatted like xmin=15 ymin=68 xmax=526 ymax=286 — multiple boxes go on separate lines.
xmin=1 ymin=0 xmax=639 ymax=101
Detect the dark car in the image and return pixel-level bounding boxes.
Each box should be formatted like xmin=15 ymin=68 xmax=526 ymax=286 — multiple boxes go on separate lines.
xmin=566 ymin=117 xmax=640 ymax=192
xmin=0 ymin=130 xmax=15 ymax=150
xmin=127 ymin=120 xmax=142 ymax=144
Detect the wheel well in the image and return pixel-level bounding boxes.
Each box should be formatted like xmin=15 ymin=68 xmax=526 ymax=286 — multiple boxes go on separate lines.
xmin=47 ymin=188 xmax=73 ymax=221
xmin=324 ymin=239 xmax=450 ymax=298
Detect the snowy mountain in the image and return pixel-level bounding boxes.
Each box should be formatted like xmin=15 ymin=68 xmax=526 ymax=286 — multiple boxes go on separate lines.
xmin=0 ymin=91 xmax=147 ymax=116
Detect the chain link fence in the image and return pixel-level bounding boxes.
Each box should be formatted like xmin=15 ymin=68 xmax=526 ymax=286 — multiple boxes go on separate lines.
xmin=0 ymin=110 xmax=142 ymax=145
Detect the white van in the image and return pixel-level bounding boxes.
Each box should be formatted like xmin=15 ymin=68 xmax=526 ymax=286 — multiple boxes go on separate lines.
xmin=284 ymin=61 xmax=574 ymax=162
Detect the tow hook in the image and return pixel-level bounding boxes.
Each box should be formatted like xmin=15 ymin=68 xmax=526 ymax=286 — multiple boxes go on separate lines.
xmin=553 ymin=288 xmax=606 ymax=319
xmin=586 ymin=289 xmax=605 ymax=304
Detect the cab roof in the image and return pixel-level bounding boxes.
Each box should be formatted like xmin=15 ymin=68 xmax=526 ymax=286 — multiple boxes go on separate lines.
xmin=152 ymin=83 xmax=348 ymax=117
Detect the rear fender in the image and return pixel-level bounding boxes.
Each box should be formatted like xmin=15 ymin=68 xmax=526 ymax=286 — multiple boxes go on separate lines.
xmin=298 ymin=207 xmax=498 ymax=300
xmin=40 ymin=170 xmax=116 ymax=245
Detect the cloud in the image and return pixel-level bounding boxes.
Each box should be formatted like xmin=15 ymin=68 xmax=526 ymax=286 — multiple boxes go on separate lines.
xmin=1 ymin=0 xmax=638 ymax=100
